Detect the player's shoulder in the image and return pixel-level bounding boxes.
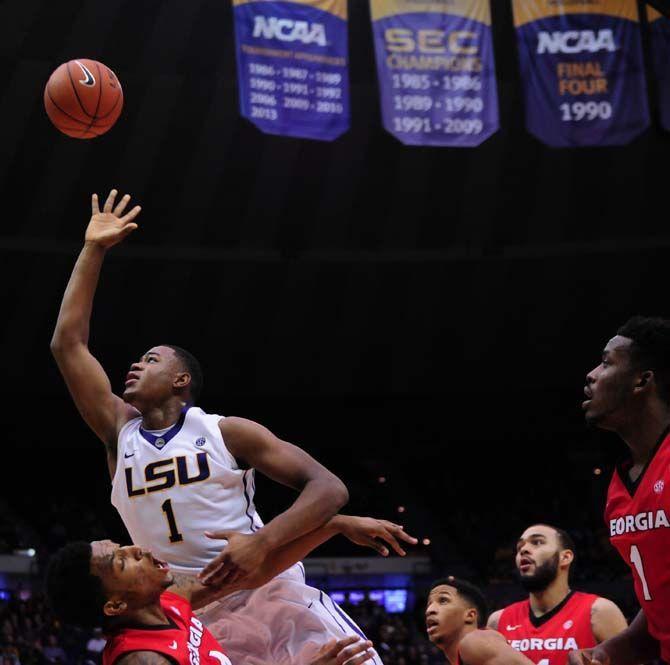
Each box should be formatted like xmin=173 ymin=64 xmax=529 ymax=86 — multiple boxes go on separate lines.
xmin=590 ymin=595 xmax=622 ymax=616
xmin=487 ymin=609 xmax=503 ymax=630
xmin=460 ymin=628 xmax=507 ymax=658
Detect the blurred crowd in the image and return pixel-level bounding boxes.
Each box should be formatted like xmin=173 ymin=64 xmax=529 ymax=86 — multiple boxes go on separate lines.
xmin=0 ymin=593 xmax=105 ymax=665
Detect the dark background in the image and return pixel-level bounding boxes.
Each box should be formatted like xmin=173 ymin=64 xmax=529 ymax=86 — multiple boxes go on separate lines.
xmin=0 ymin=0 xmax=669 ymax=582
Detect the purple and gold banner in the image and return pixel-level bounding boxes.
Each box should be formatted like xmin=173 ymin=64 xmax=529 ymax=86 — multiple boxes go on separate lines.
xmin=370 ymin=0 xmax=499 ymax=147
xmin=233 ymin=0 xmax=350 ymax=140
xmin=513 ymin=0 xmax=650 ymax=147
xmin=648 ymin=7 xmax=670 ymax=132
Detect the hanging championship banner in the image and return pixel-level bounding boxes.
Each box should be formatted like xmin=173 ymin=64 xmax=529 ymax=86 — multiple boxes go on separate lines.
xmin=648 ymin=7 xmax=670 ymax=132
xmin=369 ymin=0 xmax=499 ymax=147
xmin=232 ymin=0 xmax=350 ymax=140
xmin=512 ymin=0 xmax=650 ymax=147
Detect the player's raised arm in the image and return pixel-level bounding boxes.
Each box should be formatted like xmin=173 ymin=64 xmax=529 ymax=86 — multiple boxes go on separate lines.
xmin=198 ymin=417 xmax=348 ymax=585
xmin=51 ymin=189 xmax=141 ymax=464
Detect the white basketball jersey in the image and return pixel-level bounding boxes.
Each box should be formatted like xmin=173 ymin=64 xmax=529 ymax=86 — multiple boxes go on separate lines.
xmin=111 ymin=407 xmax=264 ymax=574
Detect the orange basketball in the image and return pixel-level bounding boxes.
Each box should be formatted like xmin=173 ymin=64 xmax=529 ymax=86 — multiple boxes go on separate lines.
xmin=44 ymin=59 xmax=123 ymax=139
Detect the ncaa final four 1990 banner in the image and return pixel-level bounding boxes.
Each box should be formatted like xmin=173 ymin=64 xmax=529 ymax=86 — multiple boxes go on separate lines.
xmin=232 ymin=0 xmax=350 ymax=140
xmin=369 ymin=0 xmax=499 ymax=147
xmin=513 ymin=0 xmax=650 ymax=147
xmin=648 ymin=7 xmax=670 ymax=132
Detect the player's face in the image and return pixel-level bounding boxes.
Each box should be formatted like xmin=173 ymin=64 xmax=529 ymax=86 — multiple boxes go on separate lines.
xmin=584 ymin=336 xmax=638 ymax=430
xmin=515 ymin=525 xmax=560 ymax=591
xmin=425 ymin=585 xmax=474 ymax=647
xmin=122 ymin=346 xmax=186 ymax=408
xmin=90 ymin=540 xmax=173 ymax=611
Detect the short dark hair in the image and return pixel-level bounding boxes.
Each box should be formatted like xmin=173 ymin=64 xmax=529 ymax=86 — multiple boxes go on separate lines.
xmin=429 ymin=576 xmax=488 ymax=628
xmin=45 ymin=542 xmax=107 ymax=630
xmin=163 ymin=345 xmax=204 ymax=403
xmin=617 ymin=316 xmax=670 ymax=402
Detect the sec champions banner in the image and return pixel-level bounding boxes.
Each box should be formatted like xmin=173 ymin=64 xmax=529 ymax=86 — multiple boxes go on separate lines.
xmin=648 ymin=7 xmax=670 ymax=132
xmin=233 ymin=0 xmax=350 ymax=140
xmin=513 ymin=0 xmax=650 ymax=147
xmin=370 ymin=0 xmax=499 ymax=147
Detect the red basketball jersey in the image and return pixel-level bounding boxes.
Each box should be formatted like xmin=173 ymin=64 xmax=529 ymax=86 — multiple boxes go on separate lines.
xmin=605 ymin=429 xmax=670 ymax=662
xmin=103 ymin=592 xmax=231 ymax=665
xmin=498 ymin=592 xmax=598 ymax=665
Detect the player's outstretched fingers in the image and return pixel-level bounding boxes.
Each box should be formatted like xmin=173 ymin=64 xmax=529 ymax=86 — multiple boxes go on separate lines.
xmin=364 ymin=537 xmax=389 ymax=557
xmin=103 ymin=189 xmax=118 ymax=213
xmin=390 ymin=522 xmax=419 ymax=546
xmin=114 ymin=193 xmax=131 ymax=217
xmin=377 ymin=526 xmax=405 ymax=557
xmin=91 ymin=193 xmax=100 ymax=215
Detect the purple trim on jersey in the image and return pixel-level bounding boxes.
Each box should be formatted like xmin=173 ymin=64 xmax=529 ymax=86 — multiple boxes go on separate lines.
xmin=331 ymin=598 xmax=367 ymax=640
xmin=319 ymin=591 xmax=348 ymax=634
xmin=139 ymin=408 xmax=189 ymax=450
xmin=242 ymin=470 xmax=259 ymax=532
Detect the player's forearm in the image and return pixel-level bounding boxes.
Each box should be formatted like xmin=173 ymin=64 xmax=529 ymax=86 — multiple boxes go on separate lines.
xmin=256 ymin=475 xmax=348 ymax=551
xmin=598 ymin=610 xmax=659 ymax=665
xmin=191 ymin=520 xmax=341 ymax=609
xmin=51 ymin=242 xmax=106 ymax=349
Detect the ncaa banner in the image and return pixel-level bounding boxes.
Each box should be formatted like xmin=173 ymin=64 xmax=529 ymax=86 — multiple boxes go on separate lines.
xmin=513 ymin=0 xmax=650 ymax=147
xmin=232 ymin=0 xmax=350 ymax=140
xmin=648 ymin=7 xmax=670 ymax=132
xmin=369 ymin=0 xmax=499 ymax=147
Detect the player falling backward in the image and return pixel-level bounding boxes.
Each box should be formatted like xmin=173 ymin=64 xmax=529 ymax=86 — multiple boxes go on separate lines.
xmin=50 ymin=189 xmax=416 ymax=664
xmin=487 ymin=524 xmax=626 ymax=665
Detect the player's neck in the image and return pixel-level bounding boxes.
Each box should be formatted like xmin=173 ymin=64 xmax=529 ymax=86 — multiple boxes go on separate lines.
xmin=141 ymin=400 xmax=187 ymax=430
xmin=529 ymin=579 xmax=570 ymax=616
xmin=121 ymin=602 xmax=170 ymax=629
xmin=618 ymin=405 xmax=670 ymax=467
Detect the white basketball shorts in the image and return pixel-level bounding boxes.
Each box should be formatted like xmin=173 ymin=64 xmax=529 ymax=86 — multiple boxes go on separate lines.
xmin=195 ymin=563 xmax=384 ymax=665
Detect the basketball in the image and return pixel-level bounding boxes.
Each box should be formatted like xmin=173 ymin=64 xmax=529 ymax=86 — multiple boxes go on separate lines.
xmin=43 ymin=59 xmax=123 ymax=139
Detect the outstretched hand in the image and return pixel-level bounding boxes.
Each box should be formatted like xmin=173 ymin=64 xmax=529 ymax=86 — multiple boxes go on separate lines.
xmin=336 ymin=516 xmax=418 ymax=557
xmin=85 ymin=189 xmax=141 ymax=249
xmin=309 ymin=636 xmax=375 ymax=665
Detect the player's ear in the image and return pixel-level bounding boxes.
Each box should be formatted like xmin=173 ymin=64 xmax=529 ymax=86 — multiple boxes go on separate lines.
xmin=560 ymin=549 xmax=574 ymax=568
xmin=464 ymin=607 xmax=478 ymax=626
xmin=174 ymin=371 xmax=191 ymax=390
xmin=104 ymin=598 xmax=128 ymax=617
xmin=633 ymin=370 xmax=654 ymax=394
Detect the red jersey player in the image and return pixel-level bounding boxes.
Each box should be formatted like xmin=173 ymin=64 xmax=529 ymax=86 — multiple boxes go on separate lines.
xmin=45 ymin=516 xmax=415 ymax=665
xmin=425 ymin=576 xmax=535 ymax=665
xmin=488 ymin=524 xmax=626 ymax=665
xmin=570 ymin=316 xmax=670 ymax=665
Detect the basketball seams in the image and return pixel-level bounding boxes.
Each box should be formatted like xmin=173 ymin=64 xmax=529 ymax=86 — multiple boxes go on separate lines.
xmin=82 ymin=62 xmax=105 ymax=135
xmin=66 ymin=61 xmax=95 ymax=119
xmin=96 ymin=90 xmax=122 ymax=121
xmin=46 ymin=85 xmax=90 ymax=127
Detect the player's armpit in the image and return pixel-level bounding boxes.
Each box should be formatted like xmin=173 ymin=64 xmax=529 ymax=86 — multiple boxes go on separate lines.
xmin=486 ymin=609 xmax=502 ymax=631
xmin=115 ymin=650 xmax=174 ymax=665
xmin=460 ymin=630 xmax=535 ymax=665
xmin=591 ymin=597 xmax=628 ymax=642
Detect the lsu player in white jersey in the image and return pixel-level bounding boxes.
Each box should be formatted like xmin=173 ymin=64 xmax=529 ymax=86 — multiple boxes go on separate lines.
xmin=51 ymin=190 xmax=415 ymax=664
